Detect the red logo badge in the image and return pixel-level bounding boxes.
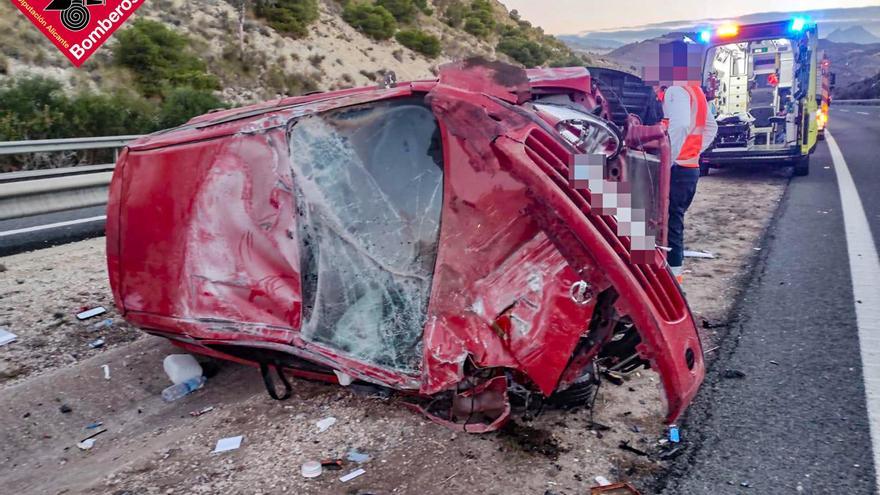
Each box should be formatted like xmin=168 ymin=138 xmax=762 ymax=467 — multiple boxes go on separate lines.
xmin=10 ymin=0 xmax=145 ymax=67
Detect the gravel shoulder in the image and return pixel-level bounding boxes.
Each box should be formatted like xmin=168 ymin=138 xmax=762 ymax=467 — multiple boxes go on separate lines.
xmin=0 ymin=167 xmax=788 ymax=495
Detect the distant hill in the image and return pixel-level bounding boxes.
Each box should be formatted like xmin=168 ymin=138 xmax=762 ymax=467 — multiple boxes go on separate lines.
xmin=835 ymin=70 xmax=880 ymax=99
xmin=818 ymin=39 xmax=880 ymax=91
xmin=826 ymin=26 xmax=880 ymax=44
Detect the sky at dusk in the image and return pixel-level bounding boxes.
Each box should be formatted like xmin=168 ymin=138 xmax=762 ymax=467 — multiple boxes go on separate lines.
xmin=500 ymin=0 xmax=880 ymax=34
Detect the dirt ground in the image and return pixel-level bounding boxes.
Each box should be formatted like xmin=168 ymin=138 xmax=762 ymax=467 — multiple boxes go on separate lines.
xmin=0 ymin=167 xmax=788 ymax=495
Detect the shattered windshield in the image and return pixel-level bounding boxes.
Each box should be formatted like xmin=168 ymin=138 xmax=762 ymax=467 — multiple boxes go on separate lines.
xmin=289 ymin=97 xmax=444 ymax=373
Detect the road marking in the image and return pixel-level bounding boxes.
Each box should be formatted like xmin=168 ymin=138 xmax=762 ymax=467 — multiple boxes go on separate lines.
xmin=839 ymin=108 xmax=850 ymax=112
xmin=857 ymin=111 xmax=870 ymax=116
xmin=0 ymin=215 xmax=106 ymax=237
xmin=826 ymin=131 xmax=880 ymax=491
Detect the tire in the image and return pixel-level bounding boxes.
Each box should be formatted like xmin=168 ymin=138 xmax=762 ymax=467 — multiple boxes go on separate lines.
xmin=793 ymin=155 xmax=810 ymax=177
xmin=699 ymin=163 xmax=710 ymax=177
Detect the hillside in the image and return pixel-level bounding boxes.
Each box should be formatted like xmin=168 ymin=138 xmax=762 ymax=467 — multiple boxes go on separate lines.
xmin=0 ymin=0 xmax=593 ymax=149
xmin=826 ymin=25 xmax=880 ymax=45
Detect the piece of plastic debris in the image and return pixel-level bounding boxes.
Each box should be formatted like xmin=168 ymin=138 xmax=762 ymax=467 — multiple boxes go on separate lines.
xmin=212 ymin=435 xmax=243 ymax=453
xmin=669 ymin=425 xmax=680 ymax=443
xmin=162 ymin=375 xmax=206 ymax=402
xmin=92 ymin=319 xmax=113 ymax=330
xmin=80 ymin=428 xmax=107 ymax=442
xmin=618 ymin=441 xmax=649 ymax=456
xmin=163 ymin=354 xmax=203 ymax=385
xmin=722 ymin=369 xmax=746 ymax=379
xmin=88 ymin=338 xmax=105 ymax=349
xmin=316 ymin=416 xmax=337 ymax=433
xmin=658 ymin=444 xmax=686 ymax=460
xmin=190 ymin=406 xmax=214 ymax=417
xmin=85 ymin=422 xmax=103 ymax=429
xmin=0 ymin=327 xmax=17 ymax=346
xmin=339 ymin=468 xmax=366 ymax=482
xmin=683 ymin=250 xmax=716 ymax=259
xmin=333 ymin=370 xmax=353 ymax=386
xmin=320 ymin=459 xmax=343 ymax=471
xmin=346 ymin=449 xmax=370 ymax=463
xmin=101 ymin=364 xmax=111 ymax=380
xmin=60 ymin=404 xmax=72 ymax=414
xmin=594 ymin=476 xmax=612 ymax=486
xmin=590 ymin=481 xmax=641 ymax=494
xmin=301 ymin=460 xmax=323 ymax=478
xmin=76 ymin=438 xmax=96 ymax=450
xmin=769 ymin=360 xmax=779 ymax=365
xmin=76 ymin=307 xmax=106 ymax=320
xmin=630 ymin=425 xmax=641 ymax=433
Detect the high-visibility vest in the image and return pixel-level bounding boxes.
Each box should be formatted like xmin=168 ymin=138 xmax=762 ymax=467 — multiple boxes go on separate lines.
xmin=676 ymin=84 xmax=709 ymax=167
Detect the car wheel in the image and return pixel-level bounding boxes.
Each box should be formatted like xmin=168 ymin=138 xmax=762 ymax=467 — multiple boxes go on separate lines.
xmin=793 ymin=155 xmax=810 ymax=177
xmin=699 ymin=164 xmax=710 ymax=177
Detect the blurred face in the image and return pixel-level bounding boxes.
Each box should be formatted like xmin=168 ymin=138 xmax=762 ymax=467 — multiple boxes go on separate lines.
xmin=642 ymin=41 xmax=703 ymax=90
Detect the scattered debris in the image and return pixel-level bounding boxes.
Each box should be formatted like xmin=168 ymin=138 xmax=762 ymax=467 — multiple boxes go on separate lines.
xmin=587 ymin=421 xmax=611 ymax=431
xmin=212 ymin=435 xmax=243 ymax=453
xmin=301 ymin=460 xmax=322 ymax=478
xmin=101 ymin=364 xmax=110 ymax=380
xmin=684 ymin=250 xmax=716 ymax=259
xmin=333 ymin=370 xmax=353 ymax=386
xmin=500 ymin=421 xmax=565 ymax=460
xmin=701 ymin=319 xmax=727 ymax=329
xmin=339 ymin=468 xmax=366 ymax=482
xmin=668 ymin=425 xmax=680 ymax=443
xmin=590 ymin=481 xmax=641 ymax=494
xmin=346 ymin=449 xmax=370 ymax=463
xmin=316 ymin=416 xmax=337 ymax=433
xmin=76 ymin=438 xmax=96 ymax=450
xmin=163 ymin=354 xmax=203 ymax=384
xmin=658 ymin=444 xmax=686 ymax=460
xmin=441 ymin=472 xmax=460 ymax=484
xmin=320 ymin=459 xmax=343 ymax=471
xmin=88 ymin=338 xmax=105 ymax=349
xmin=769 ymin=360 xmax=779 ymax=365
xmin=722 ymin=369 xmax=746 ymax=379
xmin=189 ymin=406 xmax=214 ymax=417
xmin=602 ymin=370 xmax=625 ymax=386
xmin=630 ymin=425 xmax=641 ymax=433
xmin=92 ymin=319 xmax=113 ymax=330
xmin=76 ymin=307 xmax=106 ymax=320
xmin=85 ymin=422 xmax=103 ymax=429
xmin=0 ymin=327 xmax=17 ymax=346
xmin=162 ymin=376 xmax=206 ymax=402
xmin=594 ymin=475 xmax=612 ymax=486
xmin=618 ymin=441 xmax=649 ymax=457
xmin=59 ymin=404 xmax=72 ymax=414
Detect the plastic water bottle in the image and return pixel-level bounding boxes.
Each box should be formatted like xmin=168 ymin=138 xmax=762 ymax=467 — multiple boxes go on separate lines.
xmin=162 ymin=375 xmax=206 ymax=402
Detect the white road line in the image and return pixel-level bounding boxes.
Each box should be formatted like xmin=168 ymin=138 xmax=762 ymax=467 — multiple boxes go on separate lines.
xmin=857 ymin=111 xmax=870 ymax=116
xmin=840 ymin=109 xmax=850 ymax=112
xmin=0 ymin=215 xmax=106 ymax=237
xmin=827 ymin=131 xmax=880 ymax=491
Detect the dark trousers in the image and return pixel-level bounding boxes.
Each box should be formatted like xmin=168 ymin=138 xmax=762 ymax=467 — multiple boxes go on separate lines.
xmin=667 ymin=165 xmax=701 ymax=268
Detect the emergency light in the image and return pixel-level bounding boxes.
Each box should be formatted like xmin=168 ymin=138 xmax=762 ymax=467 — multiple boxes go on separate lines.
xmin=790 ymin=17 xmax=808 ymax=32
xmin=717 ymin=23 xmax=739 ymax=38
xmin=699 ymin=30 xmax=712 ymax=43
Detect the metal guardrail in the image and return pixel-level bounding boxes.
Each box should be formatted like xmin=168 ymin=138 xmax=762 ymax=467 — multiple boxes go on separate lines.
xmin=0 ymin=135 xmax=143 ymax=155
xmin=0 ymin=135 xmax=141 ymax=221
xmin=833 ymin=99 xmax=880 ymax=106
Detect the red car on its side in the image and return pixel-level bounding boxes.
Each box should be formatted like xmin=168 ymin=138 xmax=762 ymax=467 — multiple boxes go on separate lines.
xmin=106 ymin=60 xmax=704 ymax=432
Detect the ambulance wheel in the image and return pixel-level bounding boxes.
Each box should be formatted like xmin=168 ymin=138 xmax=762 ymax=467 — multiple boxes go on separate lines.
xmin=699 ymin=164 xmax=710 ymax=177
xmin=793 ymin=155 xmax=810 ymax=177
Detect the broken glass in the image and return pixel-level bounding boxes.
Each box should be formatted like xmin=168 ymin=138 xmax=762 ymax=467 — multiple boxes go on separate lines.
xmin=289 ymin=97 xmax=443 ymax=372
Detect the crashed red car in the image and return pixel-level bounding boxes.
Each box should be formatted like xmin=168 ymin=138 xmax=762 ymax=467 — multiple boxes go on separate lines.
xmin=106 ymin=60 xmax=704 ymax=432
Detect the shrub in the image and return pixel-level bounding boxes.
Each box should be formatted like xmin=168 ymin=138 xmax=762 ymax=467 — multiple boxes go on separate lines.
xmin=112 ymin=19 xmax=219 ymax=97
xmin=463 ymin=0 xmax=495 ymax=38
xmin=443 ymin=0 xmax=465 ymax=27
xmin=0 ymin=76 xmax=70 ymax=142
xmin=158 ymin=87 xmax=226 ymax=129
xmin=496 ymin=35 xmax=550 ymax=67
xmin=67 ymin=90 xmax=158 ymax=137
xmin=342 ymin=3 xmax=397 ymax=40
xmin=376 ymin=0 xmax=417 ymax=23
xmin=413 ymin=0 xmax=432 ymax=15
xmin=395 ymin=29 xmax=441 ymax=57
xmin=255 ymin=0 xmax=319 ymax=38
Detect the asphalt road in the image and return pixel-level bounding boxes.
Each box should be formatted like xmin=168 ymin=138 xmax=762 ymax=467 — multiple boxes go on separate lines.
xmin=0 ymin=205 xmax=106 ymax=257
xmin=659 ymin=107 xmax=880 ymax=493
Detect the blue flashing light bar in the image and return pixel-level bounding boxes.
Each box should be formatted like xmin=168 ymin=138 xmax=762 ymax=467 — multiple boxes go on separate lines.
xmin=699 ymin=30 xmax=712 ymax=43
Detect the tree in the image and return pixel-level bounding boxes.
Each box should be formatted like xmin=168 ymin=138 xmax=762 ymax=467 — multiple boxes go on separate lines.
xmin=497 ymin=35 xmax=550 ymax=67
xmin=443 ymin=0 xmax=465 ymax=27
xmin=158 ymin=87 xmax=226 ymax=129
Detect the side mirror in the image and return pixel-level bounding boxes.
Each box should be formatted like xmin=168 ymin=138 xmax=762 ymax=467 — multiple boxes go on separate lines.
xmin=830 ymin=72 xmax=836 ymax=88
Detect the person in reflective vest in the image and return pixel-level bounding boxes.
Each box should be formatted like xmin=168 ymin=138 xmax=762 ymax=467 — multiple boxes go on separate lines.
xmin=646 ymin=40 xmax=718 ymax=282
